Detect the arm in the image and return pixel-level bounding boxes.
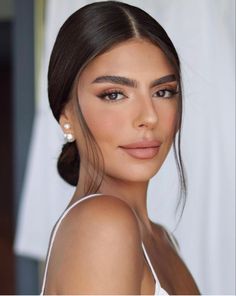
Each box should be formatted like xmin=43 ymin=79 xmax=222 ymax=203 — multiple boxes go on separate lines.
xmin=53 ymin=195 xmax=144 ymax=294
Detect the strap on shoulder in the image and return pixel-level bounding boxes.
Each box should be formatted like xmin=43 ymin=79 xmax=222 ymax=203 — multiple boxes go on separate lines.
xmin=40 ymin=193 xmax=102 ymax=294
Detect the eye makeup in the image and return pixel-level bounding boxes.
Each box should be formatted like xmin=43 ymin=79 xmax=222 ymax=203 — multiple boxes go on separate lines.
xmin=97 ymin=89 xmax=127 ymax=102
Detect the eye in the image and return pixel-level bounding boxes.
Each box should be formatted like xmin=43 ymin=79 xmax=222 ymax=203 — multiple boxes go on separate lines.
xmin=97 ymin=90 xmax=126 ymax=102
xmin=154 ymin=88 xmax=179 ymax=98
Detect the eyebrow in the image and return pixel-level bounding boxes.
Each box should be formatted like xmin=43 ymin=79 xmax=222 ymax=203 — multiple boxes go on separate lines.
xmin=91 ymin=74 xmax=177 ymax=88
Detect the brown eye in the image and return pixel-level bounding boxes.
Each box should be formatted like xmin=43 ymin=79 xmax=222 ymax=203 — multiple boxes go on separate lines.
xmin=155 ymin=89 xmax=179 ymax=98
xmin=107 ymin=92 xmax=122 ymax=100
xmin=97 ymin=90 xmax=126 ymax=101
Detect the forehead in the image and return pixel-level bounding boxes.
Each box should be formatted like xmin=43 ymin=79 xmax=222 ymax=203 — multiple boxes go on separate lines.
xmin=79 ymin=39 xmax=175 ymax=84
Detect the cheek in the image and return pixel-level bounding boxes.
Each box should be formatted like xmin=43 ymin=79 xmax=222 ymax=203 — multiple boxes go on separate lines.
xmin=156 ymin=102 xmax=178 ymax=138
xmin=79 ymin=102 xmax=125 ymax=144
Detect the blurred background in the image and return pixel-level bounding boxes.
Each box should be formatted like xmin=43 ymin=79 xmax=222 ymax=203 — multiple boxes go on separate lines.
xmin=0 ymin=0 xmax=235 ymax=294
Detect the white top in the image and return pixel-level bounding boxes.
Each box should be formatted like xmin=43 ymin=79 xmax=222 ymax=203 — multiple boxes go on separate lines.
xmin=40 ymin=193 xmax=170 ymax=295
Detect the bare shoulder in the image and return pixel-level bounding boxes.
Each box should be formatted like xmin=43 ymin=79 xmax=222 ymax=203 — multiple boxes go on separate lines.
xmin=64 ymin=194 xmax=142 ymax=239
xmin=150 ymin=221 xmax=180 ymax=251
xmin=150 ymin=222 xmax=201 ymax=294
xmin=51 ymin=195 xmax=143 ymax=294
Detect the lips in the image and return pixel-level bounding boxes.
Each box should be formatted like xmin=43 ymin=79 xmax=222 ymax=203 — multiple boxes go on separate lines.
xmin=119 ymin=140 xmax=161 ymax=159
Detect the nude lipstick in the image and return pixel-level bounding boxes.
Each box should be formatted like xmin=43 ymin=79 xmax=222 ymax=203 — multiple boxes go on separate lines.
xmin=119 ymin=140 xmax=161 ymax=159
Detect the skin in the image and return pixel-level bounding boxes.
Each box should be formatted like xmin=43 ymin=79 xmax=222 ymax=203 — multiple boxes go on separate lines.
xmin=65 ymin=38 xmax=179 ymax=229
xmin=44 ymin=39 xmax=200 ymax=294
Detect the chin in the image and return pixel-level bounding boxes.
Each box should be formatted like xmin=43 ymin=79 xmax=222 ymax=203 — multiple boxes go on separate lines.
xmin=126 ymin=168 xmax=160 ymax=182
xmin=105 ymin=163 xmax=161 ymax=183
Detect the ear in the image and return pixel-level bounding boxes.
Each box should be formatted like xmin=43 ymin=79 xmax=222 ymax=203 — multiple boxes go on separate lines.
xmin=59 ymin=102 xmax=75 ymax=134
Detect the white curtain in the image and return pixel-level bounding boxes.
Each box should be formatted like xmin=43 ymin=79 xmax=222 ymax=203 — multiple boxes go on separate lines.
xmin=14 ymin=0 xmax=235 ymax=294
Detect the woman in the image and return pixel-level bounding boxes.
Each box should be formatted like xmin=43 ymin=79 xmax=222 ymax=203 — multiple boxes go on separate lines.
xmin=41 ymin=1 xmax=200 ymax=294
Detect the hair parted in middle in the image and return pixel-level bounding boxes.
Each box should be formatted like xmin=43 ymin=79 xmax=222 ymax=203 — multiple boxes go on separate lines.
xmin=48 ymin=0 xmax=186 ymax=217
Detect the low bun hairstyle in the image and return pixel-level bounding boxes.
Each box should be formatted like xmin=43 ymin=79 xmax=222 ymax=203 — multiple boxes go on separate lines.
xmin=48 ymin=1 xmax=187 ymax=215
xmin=57 ymin=142 xmax=79 ymax=186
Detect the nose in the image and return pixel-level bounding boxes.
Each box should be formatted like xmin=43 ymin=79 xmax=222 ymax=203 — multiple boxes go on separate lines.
xmin=133 ymin=95 xmax=158 ymax=130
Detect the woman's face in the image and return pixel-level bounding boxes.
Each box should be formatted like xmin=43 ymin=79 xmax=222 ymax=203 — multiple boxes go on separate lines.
xmin=72 ymin=39 xmax=179 ymax=182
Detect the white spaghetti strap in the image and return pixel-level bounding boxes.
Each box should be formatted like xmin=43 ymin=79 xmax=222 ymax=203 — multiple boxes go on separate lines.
xmin=141 ymin=242 xmax=169 ymax=295
xmin=40 ymin=193 xmax=102 ymax=295
xmin=141 ymin=242 xmax=159 ymax=285
xmin=41 ymin=193 xmax=168 ymax=295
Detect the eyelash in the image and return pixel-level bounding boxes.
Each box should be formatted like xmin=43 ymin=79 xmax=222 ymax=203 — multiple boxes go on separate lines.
xmin=97 ymin=88 xmax=179 ymax=102
xmin=97 ymin=90 xmax=127 ymax=102
xmin=154 ymin=88 xmax=179 ymax=98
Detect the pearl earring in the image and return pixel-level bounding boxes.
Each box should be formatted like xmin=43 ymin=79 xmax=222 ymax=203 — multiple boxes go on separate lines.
xmin=63 ymin=123 xmax=75 ymax=143
xmin=64 ymin=123 xmax=71 ymax=130
xmin=64 ymin=133 xmax=75 ymax=143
